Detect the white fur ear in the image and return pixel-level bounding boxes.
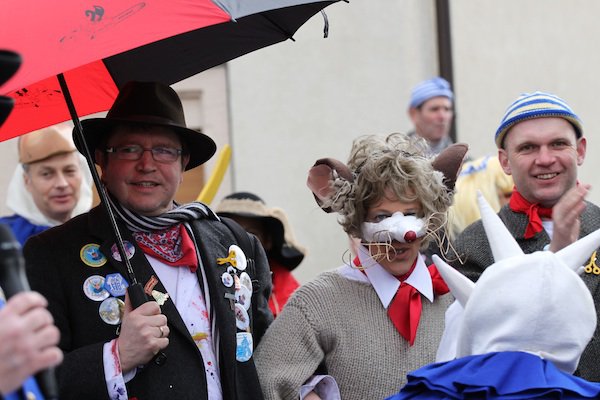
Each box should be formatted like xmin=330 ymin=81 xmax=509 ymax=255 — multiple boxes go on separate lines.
xmin=477 ymin=191 xmax=523 ymax=261
xmin=432 ymin=255 xmax=473 ymax=307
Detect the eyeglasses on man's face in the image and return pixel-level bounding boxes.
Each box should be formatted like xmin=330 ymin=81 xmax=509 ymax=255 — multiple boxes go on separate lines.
xmin=105 ymin=145 xmax=183 ymax=163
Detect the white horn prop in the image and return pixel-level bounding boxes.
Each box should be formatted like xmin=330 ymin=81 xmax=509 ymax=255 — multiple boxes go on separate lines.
xmin=477 ymin=191 xmax=523 ymax=261
xmin=556 ymin=228 xmax=600 ymax=272
xmin=432 ymin=255 xmax=474 ymax=307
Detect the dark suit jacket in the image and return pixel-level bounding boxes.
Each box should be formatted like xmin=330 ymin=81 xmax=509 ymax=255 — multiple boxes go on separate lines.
xmin=24 ymin=205 xmax=273 ymax=399
xmin=452 ymin=201 xmax=600 ymax=382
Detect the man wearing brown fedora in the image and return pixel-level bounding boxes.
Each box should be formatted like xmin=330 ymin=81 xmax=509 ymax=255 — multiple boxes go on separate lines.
xmin=0 ymin=123 xmax=93 ymax=245
xmin=24 ymin=81 xmax=273 ymax=399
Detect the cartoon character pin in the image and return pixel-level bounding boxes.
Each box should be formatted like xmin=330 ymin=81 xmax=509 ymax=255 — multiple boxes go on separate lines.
xmin=83 ymin=275 xmax=109 ymax=301
xmin=216 ymin=245 xmax=247 ymax=271
xmin=111 ymin=241 xmax=135 ymax=262
xmin=236 ymin=332 xmax=253 ymax=362
xmin=80 ymin=243 xmax=107 ymax=267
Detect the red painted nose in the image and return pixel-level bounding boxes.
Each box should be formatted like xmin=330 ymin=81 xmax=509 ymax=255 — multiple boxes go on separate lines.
xmin=404 ymin=231 xmax=417 ymax=242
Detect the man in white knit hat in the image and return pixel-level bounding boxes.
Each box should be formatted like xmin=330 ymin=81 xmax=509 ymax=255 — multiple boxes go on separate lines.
xmin=0 ymin=122 xmax=93 ymax=245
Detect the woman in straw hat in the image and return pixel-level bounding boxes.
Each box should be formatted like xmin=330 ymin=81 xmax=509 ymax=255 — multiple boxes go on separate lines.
xmin=216 ymin=192 xmax=306 ymax=317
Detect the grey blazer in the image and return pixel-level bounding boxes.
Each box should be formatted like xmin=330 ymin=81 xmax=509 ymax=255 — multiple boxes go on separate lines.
xmin=24 ymin=205 xmax=273 ymax=399
xmin=453 ymin=201 xmax=600 ymax=382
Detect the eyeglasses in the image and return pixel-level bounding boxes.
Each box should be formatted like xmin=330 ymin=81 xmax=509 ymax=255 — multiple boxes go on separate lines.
xmin=105 ymin=145 xmax=183 ymax=163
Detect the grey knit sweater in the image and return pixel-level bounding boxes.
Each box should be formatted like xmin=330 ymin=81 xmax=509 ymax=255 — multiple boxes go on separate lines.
xmin=255 ymin=270 xmax=452 ymax=400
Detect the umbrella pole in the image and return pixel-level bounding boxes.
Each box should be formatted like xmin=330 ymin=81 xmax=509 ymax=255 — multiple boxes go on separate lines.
xmin=57 ymin=74 xmax=147 ymax=307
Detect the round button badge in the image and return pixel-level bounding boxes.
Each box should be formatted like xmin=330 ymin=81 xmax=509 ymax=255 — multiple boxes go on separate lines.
xmin=83 ymin=275 xmax=109 ymax=301
xmin=99 ymin=297 xmax=125 ymax=325
xmin=234 ymin=303 xmax=250 ymax=330
xmin=229 ymin=245 xmax=247 ymax=271
xmin=221 ymin=272 xmax=234 ymax=288
xmin=235 ymin=285 xmax=252 ymax=311
xmin=239 ymin=272 xmax=252 ymax=293
xmin=111 ymin=241 xmax=135 ymax=262
xmin=80 ymin=243 xmax=107 ymax=267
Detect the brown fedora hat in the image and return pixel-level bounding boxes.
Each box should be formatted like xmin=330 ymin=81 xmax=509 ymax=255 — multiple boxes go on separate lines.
xmin=78 ymin=81 xmax=216 ymax=170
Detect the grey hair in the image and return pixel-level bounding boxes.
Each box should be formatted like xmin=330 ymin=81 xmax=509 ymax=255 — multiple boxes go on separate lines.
xmin=334 ymin=133 xmax=453 ymax=249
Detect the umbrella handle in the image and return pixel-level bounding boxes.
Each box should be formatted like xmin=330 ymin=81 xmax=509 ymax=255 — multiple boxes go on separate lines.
xmin=128 ymin=282 xmax=149 ymax=308
xmin=128 ymin=279 xmax=168 ymax=366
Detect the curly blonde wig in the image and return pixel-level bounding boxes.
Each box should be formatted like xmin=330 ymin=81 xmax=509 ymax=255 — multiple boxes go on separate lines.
xmin=332 ymin=133 xmax=454 ymax=249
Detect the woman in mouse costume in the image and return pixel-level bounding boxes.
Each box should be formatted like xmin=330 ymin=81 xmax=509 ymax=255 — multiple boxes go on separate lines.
xmin=254 ymin=133 xmax=467 ymax=400
xmin=387 ymin=193 xmax=600 ymax=399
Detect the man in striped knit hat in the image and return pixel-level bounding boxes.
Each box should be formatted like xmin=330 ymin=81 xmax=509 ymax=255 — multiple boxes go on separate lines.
xmin=23 ymin=81 xmax=273 ymax=399
xmin=452 ymin=91 xmax=600 ymax=381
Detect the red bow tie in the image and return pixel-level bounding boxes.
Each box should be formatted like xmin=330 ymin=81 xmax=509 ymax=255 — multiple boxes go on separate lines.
xmin=355 ymin=256 xmax=449 ymax=345
xmin=387 ymin=264 xmax=448 ymax=345
xmin=509 ymin=189 xmax=552 ymax=239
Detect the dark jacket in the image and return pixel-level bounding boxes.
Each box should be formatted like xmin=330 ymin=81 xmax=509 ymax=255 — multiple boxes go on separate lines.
xmin=24 ymin=205 xmax=273 ymax=399
xmin=452 ymin=202 xmax=600 ymax=382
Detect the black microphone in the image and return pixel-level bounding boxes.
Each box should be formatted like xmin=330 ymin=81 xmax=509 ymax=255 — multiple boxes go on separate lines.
xmin=0 ymin=224 xmax=60 ymax=399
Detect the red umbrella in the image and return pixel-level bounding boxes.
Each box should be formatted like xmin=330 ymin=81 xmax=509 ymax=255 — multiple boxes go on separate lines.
xmin=0 ymin=0 xmax=342 ymax=139
xmin=0 ymin=0 xmax=343 ymax=305
xmin=1 ymin=4 xmax=343 ymax=396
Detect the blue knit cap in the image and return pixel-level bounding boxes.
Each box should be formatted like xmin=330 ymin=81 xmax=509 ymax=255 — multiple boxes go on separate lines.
xmin=495 ymin=91 xmax=583 ymax=148
xmin=409 ymin=77 xmax=454 ymax=109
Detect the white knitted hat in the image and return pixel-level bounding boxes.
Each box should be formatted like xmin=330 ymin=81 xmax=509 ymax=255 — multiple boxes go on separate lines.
xmin=434 ymin=193 xmax=600 ymax=373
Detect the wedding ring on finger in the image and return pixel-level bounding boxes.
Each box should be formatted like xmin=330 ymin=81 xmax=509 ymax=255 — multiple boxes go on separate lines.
xmin=158 ymin=325 xmax=165 ymax=338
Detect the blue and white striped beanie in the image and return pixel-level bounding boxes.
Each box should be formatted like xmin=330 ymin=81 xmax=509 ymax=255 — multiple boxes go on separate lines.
xmin=495 ymin=91 xmax=583 ymax=148
xmin=409 ymin=77 xmax=454 ymax=109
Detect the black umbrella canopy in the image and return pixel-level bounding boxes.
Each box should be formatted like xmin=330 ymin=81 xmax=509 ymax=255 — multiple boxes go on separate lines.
xmin=0 ymin=50 xmax=21 ymax=126
xmin=105 ymin=2 xmax=338 ymax=86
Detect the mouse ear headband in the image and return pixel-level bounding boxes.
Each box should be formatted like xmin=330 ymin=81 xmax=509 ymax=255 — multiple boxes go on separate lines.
xmin=307 ymin=143 xmax=468 ymax=214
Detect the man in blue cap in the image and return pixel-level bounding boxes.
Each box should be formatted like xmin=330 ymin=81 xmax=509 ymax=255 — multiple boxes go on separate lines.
xmin=452 ymin=91 xmax=600 ymax=381
xmin=407 ymin=77 xmax=454 ymax=156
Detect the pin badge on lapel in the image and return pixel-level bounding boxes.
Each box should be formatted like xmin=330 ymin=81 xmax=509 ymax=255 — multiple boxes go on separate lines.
xmin=80 ymin=243 xmax=107 ymax=267
xmin=236 ymin=285 xmax=251 ymax=311
xmin=104 ymin=273 xmax=129 ymax=297
xmin=151 ymin=290 xmax=170 ymax=306
xmin=111 ymin=241 xmax=135 ymax=262
xmin=99 ymin=297 xmax=125 ymax=325
xmin=236 ymin=332 xmax=253 ymax=362
xmin=239 ymin=272 xmax=252 ymax=293
xmin=216 ymin=245 xmax=247 ymax=271
xmin=83 ymin=275 xmax=109 ymax=301
xmin=144 ymin=275 xmax=159 ymax=295
xmin=234 ymin=303 xmax=250 ymax=330
xmin=585 ymin=251 xmax=600 ymax=275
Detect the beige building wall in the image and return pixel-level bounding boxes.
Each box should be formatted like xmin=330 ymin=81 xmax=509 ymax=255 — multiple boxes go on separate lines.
xmin=1 ymin=0 xmax=600 ymax=285
xmin=226 ymin=1 xmax=440 ymax=283
xmin=226 ymin=0 xmax=600 ymax=283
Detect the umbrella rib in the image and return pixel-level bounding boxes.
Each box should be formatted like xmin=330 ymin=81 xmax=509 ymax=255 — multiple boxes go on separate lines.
xmin=261 ymin=14 xmax=296 ymax=41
